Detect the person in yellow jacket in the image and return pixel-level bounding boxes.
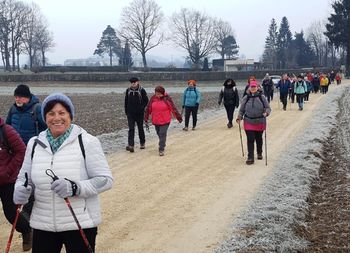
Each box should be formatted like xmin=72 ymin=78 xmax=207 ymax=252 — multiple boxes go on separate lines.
xmin=320 ymin=74 xmax=329 ymax=94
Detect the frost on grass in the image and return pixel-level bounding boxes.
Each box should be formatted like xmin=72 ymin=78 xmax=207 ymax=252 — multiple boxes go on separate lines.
xmin=215 ymin=87 xmax=346 ymax=253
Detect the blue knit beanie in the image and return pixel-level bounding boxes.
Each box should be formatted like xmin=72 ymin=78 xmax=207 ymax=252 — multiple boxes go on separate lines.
xmin=41 ymin=93 xmax=75 ymax=120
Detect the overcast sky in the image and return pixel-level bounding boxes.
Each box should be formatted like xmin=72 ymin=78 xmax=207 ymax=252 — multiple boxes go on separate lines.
xmin=24 ymin=0 xmax=333 ymax=65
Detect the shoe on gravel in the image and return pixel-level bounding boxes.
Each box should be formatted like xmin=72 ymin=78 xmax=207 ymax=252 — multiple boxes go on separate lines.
xmin=192 ymin=127 xmax=196 ymax=130
xmin=22 ymin=230 xmax=32 ymax=251
xmin=183 ymin=127 xmax=188 ymax=131
xmin=246 ymin=158 xmax=254 ymax=165
xmin=227 ymin=123 xmax=233 ymax=128
xmin=159 ymin=151 xmax=164 ymax=156
xmin=126 ymin=146 xmax=134 ymax=153
xmin=257 ymin=154 xmax=263 ymax=160
xmin=140 ymin=143 xmax=145 ymax=149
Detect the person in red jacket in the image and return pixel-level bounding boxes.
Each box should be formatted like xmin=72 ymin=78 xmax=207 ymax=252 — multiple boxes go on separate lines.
xmin=0 ymin=117 xmax=32 ymax=251
xmin=144 ymin=85 xmax=182 ymax=156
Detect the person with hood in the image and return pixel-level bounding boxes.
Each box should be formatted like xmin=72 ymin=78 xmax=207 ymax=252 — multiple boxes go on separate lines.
xmin=276 ymin=74 xmax=291 ymax=111
xmin=144 ymin=86 xmax=182 ymax=156
xmin=13 ymin=93 xmax=114 ymax=253
xmin=295 ymin=74 xmax=308 ymax=110
xmin=124 ymin=77 xmax=149 ymax=152
xmin=182 ymin=79 xmax=201 ymax=131
xmin=261 ymin=73 xmax=274 ymax=103
xmin=0 ymin=117 xmax=32 ymax=251
xmin=218 ymin=78 xmax=240 ymax=128
xmin=236 ymin=81 xmax=271 ymax=165
xmin=6 ymin=84 xmax=47 ymax=145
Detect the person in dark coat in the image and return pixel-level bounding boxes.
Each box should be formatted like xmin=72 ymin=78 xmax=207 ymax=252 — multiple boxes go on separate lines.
xmin=6 ymin=84 xmax=47 ymax=145
xmin=218 ymin=78 xmax=240 ymax=128
xmin=276 ymin=74 xmax=291 ymax=111
xmin=261 ymin=74 xmax=274 ymax=103
xmin=124 ymin=77 xmax=149 ymax=152
xmin=0 ymin=117 xmax=32 ymax=251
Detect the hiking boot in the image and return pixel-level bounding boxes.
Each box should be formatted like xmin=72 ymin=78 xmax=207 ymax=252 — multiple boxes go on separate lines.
xmin=183 ymin=127 xmax=188 ymax=131
xmin=126 ymin=145 xmax=134 ymax=153
xmin=192 ymin=127 xmax=196 ymax=131
xmin=159 ymin=151 xmax=164 ymax=156
xmin=257 ymin=154 xmax=263 ymax=160
xmin=246 ymin=158 xmax=254 ymax=165
xmin=140 ymin=143 xmax=145 ymax=149
xmin=22 ymin=230 xmax=32 ymax=251
xmin=227 ymin=122 xmax=233 ymax=128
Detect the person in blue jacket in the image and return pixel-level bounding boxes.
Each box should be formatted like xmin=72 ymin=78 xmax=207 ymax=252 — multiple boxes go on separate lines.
xmin=182 ymin=79 xmax=201 ymax=131
xmin=6 ymin=84 xmax=47 ymax=145
xmin=276 ymin=74 xmax=291 ymax=111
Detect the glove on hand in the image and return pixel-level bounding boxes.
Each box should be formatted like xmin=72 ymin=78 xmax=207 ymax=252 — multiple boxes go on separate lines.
xmin=13 ymin=185 xmax=32 ymax=205
xmin=51 ymin=178 xmax=74 ymax=198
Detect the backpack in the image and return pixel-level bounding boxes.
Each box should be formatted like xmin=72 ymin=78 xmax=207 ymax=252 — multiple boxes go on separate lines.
xmin=0 ymin=125 xmax=12 ymax=154
xmin=31 ymin=133 xmax=86 ymax=161
xmin=127 ymin=86 xmax=144 ymax=103
xmin=243 ymin=93 xmax=265 ymax=108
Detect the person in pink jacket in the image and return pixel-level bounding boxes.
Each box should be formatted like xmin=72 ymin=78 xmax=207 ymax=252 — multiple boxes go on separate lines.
xmin=144 ymin=85 xmax=182 ymax=156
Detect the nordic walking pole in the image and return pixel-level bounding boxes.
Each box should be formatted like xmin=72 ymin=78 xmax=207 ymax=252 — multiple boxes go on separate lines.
xmin=46 ymin=169 xmax=94 ymax=253
xmin=265 ymin=127 xmax=268 ymax=166
xmin=6 ymin=173 xmax=28 ymax=253
xmin=238 ymin=121 xmax=244 ymax=157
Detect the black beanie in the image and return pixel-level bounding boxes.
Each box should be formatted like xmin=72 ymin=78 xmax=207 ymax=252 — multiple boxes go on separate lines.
xmin=129 ymin=77 xmax=139 ymax=83
xmin=14 ymin=84 xmax=31 ymax=98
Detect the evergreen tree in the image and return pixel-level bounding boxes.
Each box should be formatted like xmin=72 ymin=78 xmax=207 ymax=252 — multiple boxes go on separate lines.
xmin=291 ymin=31 xmax=316 ymax=67
xmin=120 ymin=40 xmax=133 ymax=68
xmin=94 ymin=25 xmax=122 ymax=66
xmin=276 ymin=17 xmax=292 ymax=69
xmin=262 ymin=18 xmax=278 ymax=69
xmin=222 ymin=35 xmax=239 ymax=59
xmin=325 ymin=0 xmax=350 ymax=75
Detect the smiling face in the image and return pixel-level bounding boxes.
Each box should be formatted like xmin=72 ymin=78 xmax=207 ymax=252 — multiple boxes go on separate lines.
xmin=45 ymin=103 xmax=71 ymax=138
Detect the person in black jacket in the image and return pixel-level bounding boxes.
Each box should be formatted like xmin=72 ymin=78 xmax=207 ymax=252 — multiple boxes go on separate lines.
xmin=124 ymin=77 xmax=149 ymax=152
xmin=218 ymin=78 xmax=239 ymax=128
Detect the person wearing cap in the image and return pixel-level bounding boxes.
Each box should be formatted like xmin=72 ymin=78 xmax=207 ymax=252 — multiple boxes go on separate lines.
xmin=6 ymin=84 xmax=47 ymax=145
xmin=295 ymin=74 xmax=308 ymax=110
xmin=0 ymin=117 xmax=32 ymax=251
xmin=144 ymin=86 xmax=182 ymax=156
xmin=124 ymin=77 xmax=149 ymax=152
xmin=182 ymin=79 xmax=201 ymax=131
xmin=13 ymin=93 xmax=114 ymax=253
xmin=218 ymin=78 xmax=239 ymax=128
xmin=236 ymin=81 xmax=271 ymax=165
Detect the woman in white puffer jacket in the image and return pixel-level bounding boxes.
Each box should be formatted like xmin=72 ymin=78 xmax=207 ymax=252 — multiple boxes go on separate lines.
xmin=13 ymin=93 xmax=114 ymax=253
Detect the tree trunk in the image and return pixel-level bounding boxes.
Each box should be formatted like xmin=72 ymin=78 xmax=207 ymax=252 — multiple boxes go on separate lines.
xmin=42 ymin=50 xmax=46 ymax=67
xmin=16 ymin=48 xmax=20 ymax=71
xmin=142 ymin=52 xmax=147 ymax=68
xmin=109 ymin=46 xmax=113 ymax=66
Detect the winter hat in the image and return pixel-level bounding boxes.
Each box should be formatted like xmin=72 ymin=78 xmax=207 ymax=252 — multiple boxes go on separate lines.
xmin=129 ymin=77 xmax=139 ymax=83
xmin=187 ymin=79 xmax=197 ymax=86
xmin=249 ymin=80 xmax=258 ymax=87
xmin=41 ymin=93 xmax=75 ymax=120
xmin=297 ymin=74 xmax=303 ymax=79
xmin=155 ymin=85 xmax=165 ymax=95
xmin=14 ymin=84 xmax=31 ymax=98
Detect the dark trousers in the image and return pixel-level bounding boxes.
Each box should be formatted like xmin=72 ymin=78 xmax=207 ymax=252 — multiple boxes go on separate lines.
xmin=280 ymin=93 xmax=288 ymax=110
xmin=224 ymin=104 xmax=235 ymax=124
xmin=32 ymin=227 xmax=97 ymax=253
xmin=184 ymin=105 xmax=198 ymax=128
xmin=0 ymin=183 xmax=31 ymax=234
xmin=264 ymin=90 xmax=273 ymax=103
xmin=155 ymin=124 xmax=169 ymax=151
xmin=289 ymin=91 xmax=295 ymax=103
xmin=127 ymin=113 xmax=145 ymax=146
xmin=245 ymin=130 xmax=263 ymax=160
xmin=296 ymin=94 xmax=304 ymax=109
xmin=304 ymin=91 xmax=310 ymax=101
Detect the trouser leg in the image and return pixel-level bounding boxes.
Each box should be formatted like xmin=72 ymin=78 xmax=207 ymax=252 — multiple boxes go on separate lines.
xmin=245 ymin=130 xmax=255 ymax=160
xmin=155 ymin=124 xmax=169 ymax=151
xmin=224 ymin=104 xmax=234 ymax=124
xmin=184 ymin=107 xmax=191 ymax=127
xmin=127 ymin=114 xmax=136 ymax=146
xmin=192 ymin=105 xmax=198 ymax=128
xmin=135 ymin=114 xmax=146 ymax=144
xmin=0 ymin=183 xmax=31 ymax=234
xmin=255 ymin=131 xmax=263 ymax=155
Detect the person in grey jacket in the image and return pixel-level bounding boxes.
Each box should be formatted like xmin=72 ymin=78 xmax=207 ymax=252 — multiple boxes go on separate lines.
xmin=236 ymin=81 xmax=271 ymax=165
xmin=13 ymin=93 xmax=114 ymax=253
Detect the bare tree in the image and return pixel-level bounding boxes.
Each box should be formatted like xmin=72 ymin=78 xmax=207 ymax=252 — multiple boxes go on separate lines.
xmin=0 ymin=0 xmax=12 ymax=71
xmin=119 ymin=0 xmax=164 ymax=68
xmin=34 ymin=18 xmax=54 ymax=67
xmin=170 ymin=8 xmax=217 ymax=69
xmin=306 ymin=20 xmax=327 ymax=66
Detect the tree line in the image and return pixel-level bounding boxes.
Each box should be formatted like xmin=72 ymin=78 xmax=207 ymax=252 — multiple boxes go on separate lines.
xmin=0 ymin=0 xmax=54 ymax=71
